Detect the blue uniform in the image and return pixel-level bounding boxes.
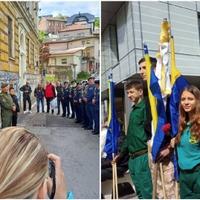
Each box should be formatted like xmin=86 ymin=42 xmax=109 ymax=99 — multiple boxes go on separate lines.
xmin=56 ymin=85 xmax=63 ymax=115
xmin=93 ymin=87 xmax=99 ymax=134
xmin=86 ymin=84 xmax=95 ymax=129
xmin=82 ymin=84 xmax=89 ymax=128
xmin=74 ymin=87 xmax=83 ymax=123
xmin=69 ymin=86 xmax=76 ymax=118
xmin=62 ymin=86 xmax=70 ymax=117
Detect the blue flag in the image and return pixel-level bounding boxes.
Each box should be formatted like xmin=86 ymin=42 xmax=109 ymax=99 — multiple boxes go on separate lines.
xmin=150 ymin=67 xmax=167 ymax=161
xmin=170 ymin=76 xmax=189 ymax=137
xmin=169 ymin=36 xmax=189 ymax=180
xmin=104 ymin=81 xmax=120 ymax=160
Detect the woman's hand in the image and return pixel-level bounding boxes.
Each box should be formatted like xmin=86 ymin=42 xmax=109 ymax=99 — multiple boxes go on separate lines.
xmin=48 ymin=153 xmax=67 ymax=199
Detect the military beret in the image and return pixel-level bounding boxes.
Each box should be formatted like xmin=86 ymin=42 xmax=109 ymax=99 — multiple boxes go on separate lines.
xmin=1 ymin=82 xmax=8 ymax=88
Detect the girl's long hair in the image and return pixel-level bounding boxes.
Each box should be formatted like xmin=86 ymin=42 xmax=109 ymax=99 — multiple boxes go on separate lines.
xmin=176 ymin=85 xmax=200 ymax=144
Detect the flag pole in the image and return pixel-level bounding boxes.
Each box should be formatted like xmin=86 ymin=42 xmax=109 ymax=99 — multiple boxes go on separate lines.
xmin=159 ymin=162 xmax=167 ymax=199
xmin=112 ymin=154 xmax=116 ymax=199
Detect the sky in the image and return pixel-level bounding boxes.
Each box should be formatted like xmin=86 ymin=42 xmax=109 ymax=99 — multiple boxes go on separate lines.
xmin=39 ymin=1 xmax=100 ymax=17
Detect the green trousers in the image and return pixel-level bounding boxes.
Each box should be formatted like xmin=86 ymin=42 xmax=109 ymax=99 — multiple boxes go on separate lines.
xmin=128 ymin=153 xmax=152 ymax=199
xmin=180 ymin=168 xmax=200 ymax=199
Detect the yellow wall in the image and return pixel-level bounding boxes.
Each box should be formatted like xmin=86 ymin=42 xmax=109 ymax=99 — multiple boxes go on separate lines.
xmin=0 ymin=2 xmax=19 ymax=72
xmin=0 ymin=2 xmax=40 ymax=74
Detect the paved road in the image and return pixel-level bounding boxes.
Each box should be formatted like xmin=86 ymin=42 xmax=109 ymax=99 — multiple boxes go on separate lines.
xmin=18 ymin=110 xmax=99 ymax=199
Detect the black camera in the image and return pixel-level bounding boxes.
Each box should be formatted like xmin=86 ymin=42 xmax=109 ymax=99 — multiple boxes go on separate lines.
xmin=48 ymin=160 xmax=56 ymax=199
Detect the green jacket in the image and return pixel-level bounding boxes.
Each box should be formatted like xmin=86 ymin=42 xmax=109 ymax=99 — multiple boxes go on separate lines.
xmin=120 ymin=98 xmax=148 ymax=154
xmin=0 ymin=92 xmax=14 ymax=128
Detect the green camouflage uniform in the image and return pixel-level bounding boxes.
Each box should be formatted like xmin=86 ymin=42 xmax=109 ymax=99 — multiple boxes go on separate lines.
xmin=0 ymin=92 xmax=14 ymax=128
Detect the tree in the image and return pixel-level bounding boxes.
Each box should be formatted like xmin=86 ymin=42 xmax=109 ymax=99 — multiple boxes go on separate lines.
xmin=56 ymin=13 xmax=66 ymax=20
xmin=38 ymin=31 xmax=47 ymax=42
xmin=77 ymin=71 xmax=90 ymax=81
xmin=95 ymin=17 xmax=99 ymax=28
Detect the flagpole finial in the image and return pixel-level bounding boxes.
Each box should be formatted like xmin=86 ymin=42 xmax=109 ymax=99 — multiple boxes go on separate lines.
xmin=143 ymin=43 xmax=149 ymax=54
xmin=108 ymin=73 xmax=113 ymax=81
xmin=160 ymin=19 xmax=170 ymax=43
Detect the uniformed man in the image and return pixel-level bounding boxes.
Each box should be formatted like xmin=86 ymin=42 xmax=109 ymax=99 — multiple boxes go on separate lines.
xmin=92 ymin=79 xmax=99 ymax=135
xmin=83 ymin=77 xmax=95 ymax=130
xmin=61 ymin=81 xmax=70 ymax=117
xmin=69 ymin=80 xmax=76 ymax=119
xmin=74 ymin=82 xmax=83 ymax=123
xmin=0 ymin=83 xmax=16 ymax=128
xmin=81 ymin=81 xmax=89 ymax=128
xmin=56 ymin=81 xmax=63 ymax=115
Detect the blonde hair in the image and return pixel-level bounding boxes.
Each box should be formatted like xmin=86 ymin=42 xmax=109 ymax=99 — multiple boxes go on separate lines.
xmin=0 ymin=127 xmax=48 ymax=198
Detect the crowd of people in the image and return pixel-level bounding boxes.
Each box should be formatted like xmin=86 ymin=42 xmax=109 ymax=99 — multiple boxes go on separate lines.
xmin=0 ymin=77 xmax=100 ymax=198
xmin=0 ymin=77 xmax=99 ymax=136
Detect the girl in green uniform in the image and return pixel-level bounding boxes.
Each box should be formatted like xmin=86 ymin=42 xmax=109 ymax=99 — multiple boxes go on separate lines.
xmin=176 ymin=85 xmax=200 ymax=199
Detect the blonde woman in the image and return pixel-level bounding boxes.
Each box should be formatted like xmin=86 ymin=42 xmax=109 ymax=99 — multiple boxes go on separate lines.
xmin=0 ymin=127 xmax=66 ymax=199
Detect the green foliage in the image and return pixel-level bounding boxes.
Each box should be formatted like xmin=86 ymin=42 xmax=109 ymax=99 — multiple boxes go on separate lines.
xmin=38 ymin=31 xmax=47 ymax=42
xmin=56 ymin=13 xmax=66 ymax=20
xmin=66 ymin=69 xmax=73 ymax=81
xmin=95 ymin=17 xmax=99 ymax=28
xmin=77 ymin=71 xmax=90 ymax=81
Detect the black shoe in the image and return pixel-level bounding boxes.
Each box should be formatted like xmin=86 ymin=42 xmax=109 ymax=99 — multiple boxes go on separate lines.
xmin=85 ymin=127 xmax=93 ymax=130
xmin=69 ymin=116 xmax=74 ymax=119
xmin=75 ymin=120 xmax=81 ymax=123
xmin=92 ymin=131 xmax=99 ymax=135
xmin=51 ymin=110 xmax=54 ymax=114
xmin=57 ymin=113 xmax=60 ymax=115
xmin=62 ymin=114 xmax=66 ymax=117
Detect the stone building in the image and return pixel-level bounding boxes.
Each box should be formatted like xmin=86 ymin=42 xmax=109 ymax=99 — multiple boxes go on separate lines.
xmin=40 ymin=13 xmax=99 ymax=81
xmin=0 ymin=1 xmax=40 ymax=100
xmin=38 ymin=15 xmax=67 ymax=34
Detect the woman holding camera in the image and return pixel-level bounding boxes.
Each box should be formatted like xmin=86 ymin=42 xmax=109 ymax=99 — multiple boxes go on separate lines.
xmin=0 ymin=127 xmax=67 ymax=199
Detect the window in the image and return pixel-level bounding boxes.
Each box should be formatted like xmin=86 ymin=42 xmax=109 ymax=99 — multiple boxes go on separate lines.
xmin=8 ymin=16 xmax=14 ymax=58
xmin=86 ymin=40 xmax=90 ymax=44
xmin=61 ymin=58 xmax=67 ymax=64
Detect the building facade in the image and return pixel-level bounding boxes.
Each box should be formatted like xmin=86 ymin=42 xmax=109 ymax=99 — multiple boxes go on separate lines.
xmin=101 ymin=1 xmax=200 ymax=128
xmin=0 ymin=2 xmax=40 ymax=100
xmin=40 ymin=13 xmax=99 ymax=82
xmin=38 ymin=15 xmax=67 ymax=34
xmin=44 ymin=34 xmax=99 ymax=81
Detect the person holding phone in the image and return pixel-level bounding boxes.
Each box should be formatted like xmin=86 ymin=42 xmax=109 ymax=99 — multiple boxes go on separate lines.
xmin=0 ymin=127 xmax=67 ymax=199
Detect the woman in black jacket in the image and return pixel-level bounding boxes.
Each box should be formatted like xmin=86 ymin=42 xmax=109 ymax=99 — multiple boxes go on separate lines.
xmin=9 ymin=87 xmax=20 ymax=126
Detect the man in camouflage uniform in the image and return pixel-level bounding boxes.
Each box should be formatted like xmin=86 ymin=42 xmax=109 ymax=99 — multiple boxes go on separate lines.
xmin=0 ymin=83 xmax=16 ymax=128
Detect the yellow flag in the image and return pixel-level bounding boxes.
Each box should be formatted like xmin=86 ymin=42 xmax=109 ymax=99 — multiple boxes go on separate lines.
xmin=170 ymin=36 xmax=181 ymax=86
xmin=144 ymin=48 xmax=158 ymax=133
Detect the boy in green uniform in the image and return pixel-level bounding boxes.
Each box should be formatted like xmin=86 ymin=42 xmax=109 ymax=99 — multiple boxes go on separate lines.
xmin=113 ymin=80 xmax=152 ymax=199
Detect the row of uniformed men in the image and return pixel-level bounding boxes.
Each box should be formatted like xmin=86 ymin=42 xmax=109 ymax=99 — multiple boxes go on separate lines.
xmin=55 ymin=77 xmax=99 ymax=135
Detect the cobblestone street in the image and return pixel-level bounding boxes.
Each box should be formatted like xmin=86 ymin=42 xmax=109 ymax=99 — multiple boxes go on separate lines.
xmin=18 ymin=108 xmax=99 ymax=199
